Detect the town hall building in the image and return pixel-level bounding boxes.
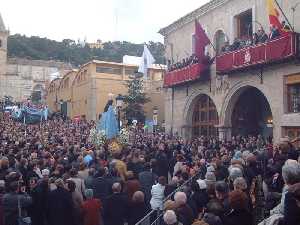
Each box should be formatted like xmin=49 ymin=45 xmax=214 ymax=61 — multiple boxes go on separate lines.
xmin=160 ymin=0 xmax=300 ymax=142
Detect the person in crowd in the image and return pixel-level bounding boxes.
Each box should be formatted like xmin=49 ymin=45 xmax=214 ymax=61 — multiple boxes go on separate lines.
xmin=124 ymin=171 xmax=141 ymax=201
xmin=91 ymin=167 xmax=110 ymax=203
xmin=3 ymin=181 xmax=32 ymax=225
xmin=150 ymin=176 xmax=166 ymax=211
xmin=47 ymin=179 xmax=74 ymax=225
xmin=174 ymin=191 xmax=194 ymax=225
xmin=215 ymin=181 xmax=230 ymax=215
xmin=68 ymin=168 xmax=86 ymax=200
xmin=128 ymin=191 xmax=149 ymax=225
xmin=81 ymin=189 xmax=102 ymax=225
xmin=257 ymin=28 xmax=268 ymax=43
xmin=138 ymin=162 xmax=157 ymax=203
xmin=163 ymin=210 xmax=183 ymax=225
xmin=269 ymin=25 xmax=280 ymax=40
xmin=66 ymin=180 xmax=83 ymax=225
xmin=223 ymin=190 xmax=253 ymax=225
xmin=103 ymin=182 xmax=129 ymax=225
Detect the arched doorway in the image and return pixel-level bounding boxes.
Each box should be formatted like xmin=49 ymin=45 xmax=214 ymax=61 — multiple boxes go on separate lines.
xmin=231 ymin=87 xmax=273 ymax=138
xmin=192 ymin=94 xmax=219 ymax=137
xmin=32 ymin=84 xmax=45 ymax=103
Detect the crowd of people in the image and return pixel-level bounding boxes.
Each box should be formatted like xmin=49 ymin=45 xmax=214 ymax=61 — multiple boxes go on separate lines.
xmin=0 ymin=113 xmax=300 ymax=225
xmin=221 ymin=22 xmax=291 ymax=54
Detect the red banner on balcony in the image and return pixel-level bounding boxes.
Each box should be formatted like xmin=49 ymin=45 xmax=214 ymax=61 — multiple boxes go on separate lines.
xmin=164 ymin=63 xmax=207 ymax=87
xmin=216 ymin=33 xmax=298 ymax=74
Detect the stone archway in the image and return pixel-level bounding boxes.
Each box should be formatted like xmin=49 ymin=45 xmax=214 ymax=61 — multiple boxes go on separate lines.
xmin=220 ymin=83 xmax=273 ymax=140
xmin=183 ymin=91 xmax=219 ymax=139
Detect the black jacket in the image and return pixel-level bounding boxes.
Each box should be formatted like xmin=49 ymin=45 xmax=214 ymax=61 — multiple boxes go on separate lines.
xmin=91 ymin=176 xmax=111 ymax=203
xmin=46 ymin=187 xmax=74 ymax=225
xmin=3 ymin=193 xmax=32 ymax=225
xmin=103 ymin=193 xmax=129 ymax=225
xmin=223 ymin=209 xmax=252 ymax=225
xmin=128 ymin=202 xmax=149 ymax=225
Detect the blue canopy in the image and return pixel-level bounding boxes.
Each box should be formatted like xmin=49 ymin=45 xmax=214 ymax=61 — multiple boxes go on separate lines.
xmin=12 ymin=106 xmax=49 ymax=124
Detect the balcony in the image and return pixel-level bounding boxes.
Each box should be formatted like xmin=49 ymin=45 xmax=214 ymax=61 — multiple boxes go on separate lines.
xmin=216 ymin=33 xmax=299 ymax=74
xmin=164 ymin=63 xmax=208 ymax=87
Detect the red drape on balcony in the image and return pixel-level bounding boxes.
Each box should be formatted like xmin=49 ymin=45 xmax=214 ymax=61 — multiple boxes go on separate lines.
xmin=164 ymin=63 xmax=207 ymax=87
xmin=216 ymin=33 xmax=297 ymax=74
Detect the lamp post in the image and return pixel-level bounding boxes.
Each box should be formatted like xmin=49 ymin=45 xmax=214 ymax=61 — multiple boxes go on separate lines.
xmin=116 ymin=94 xmax=124 ymax=131
xmin=153 ymin=106 xmax=158 ymax=133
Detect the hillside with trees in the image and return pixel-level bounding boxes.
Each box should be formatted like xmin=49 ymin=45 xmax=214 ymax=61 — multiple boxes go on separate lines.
xmin=7 ymin=34 xmax=165 ymax=66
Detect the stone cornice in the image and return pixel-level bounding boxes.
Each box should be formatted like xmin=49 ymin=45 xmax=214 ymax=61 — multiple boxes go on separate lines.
xmin=159 ymin=0 xmax=230 ymax=36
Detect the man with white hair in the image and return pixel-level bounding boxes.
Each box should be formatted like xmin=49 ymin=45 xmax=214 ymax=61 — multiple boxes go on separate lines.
xmin=104 ymin=182 xmax=129 ymax=225
xmin=174 ymin=192 xmax=194 ymax=225
xmin=163 ymin=210 xmax=183 ymax=225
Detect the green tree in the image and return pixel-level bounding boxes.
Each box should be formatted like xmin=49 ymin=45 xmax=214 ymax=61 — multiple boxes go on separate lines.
xmin=8 ymin=34 xmax=165 ymax=66
xmin=123 ymin=75 xmax=150 ymax=123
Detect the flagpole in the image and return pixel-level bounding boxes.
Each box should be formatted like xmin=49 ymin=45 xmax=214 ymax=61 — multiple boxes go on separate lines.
xmin=274 ymin=0 xmax=294 ymax=32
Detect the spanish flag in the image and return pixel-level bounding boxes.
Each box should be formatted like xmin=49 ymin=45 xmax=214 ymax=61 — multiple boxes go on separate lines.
xmin=266 ymin=0 xmax=283 ymax=29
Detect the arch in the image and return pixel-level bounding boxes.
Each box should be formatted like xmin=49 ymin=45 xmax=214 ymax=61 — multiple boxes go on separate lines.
xmin=214 ymin=29 xmax=227 ymax=54
xmin=184 ymin=90 xmax=219 ymax=138
xmin=221 ymin=82 xmax=273 ymax=138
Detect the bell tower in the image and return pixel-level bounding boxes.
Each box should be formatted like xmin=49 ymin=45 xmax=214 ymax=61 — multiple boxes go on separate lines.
xmin=0 ymin=13 xmax=8 ymax=76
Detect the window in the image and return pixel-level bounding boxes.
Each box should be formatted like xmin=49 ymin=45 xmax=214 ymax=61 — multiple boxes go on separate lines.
xmin=0 ymin=39 xmax=2 ymax=48
xmin=192 ymin=34 xmax=196 ymax=54
xmin=214 ymin=30 xmax=227 ymax=54
xmin=235 ymin=9 xmax=252 ymax=39
xmin=96 ymin=66 xmax=122 ymax=75
xmin=287 ymin=83 xmax=300 ymax=113
xmin=125 ymin=69 xmax=136 ymax=76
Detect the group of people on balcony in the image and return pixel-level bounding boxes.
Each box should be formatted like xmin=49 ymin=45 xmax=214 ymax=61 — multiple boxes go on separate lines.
xmin=221 ymin=21 xmax=291 ymax=54
xmin=167 ymin=53 xmax=214 ymax=72
xmin=167 ymin=54 xmax=200 ymax=72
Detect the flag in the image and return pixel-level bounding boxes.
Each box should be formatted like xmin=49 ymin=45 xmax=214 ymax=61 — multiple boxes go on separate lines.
xmin=138 ymin=44 xmax=155 ymax=79
xmin=266 ymin=0 xmax=283 ymax=30
xmin=195 ymin=20 xmax=210 ymax=59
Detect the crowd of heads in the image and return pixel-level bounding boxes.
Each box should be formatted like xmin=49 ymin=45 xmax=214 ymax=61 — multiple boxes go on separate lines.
xmin=0 ymin=113 xmax=300 ymax=225
xmin=221 ymin=21 xmax=291 ymax=54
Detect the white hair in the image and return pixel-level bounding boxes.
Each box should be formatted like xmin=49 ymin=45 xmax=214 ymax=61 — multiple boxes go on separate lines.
xmin=174 ymin=191 xmax=187 ymax=206
xmin=163 ymin=210 xmax=177 ymax=225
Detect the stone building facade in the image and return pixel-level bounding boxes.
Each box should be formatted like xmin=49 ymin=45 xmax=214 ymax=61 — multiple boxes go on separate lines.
xmin=159 ymin=0 xmax=300 ymax=142
xmin=46 ymin=60 xmax=166 ymax=125
xmin=0 ymin=13 xmax=72 ymax=102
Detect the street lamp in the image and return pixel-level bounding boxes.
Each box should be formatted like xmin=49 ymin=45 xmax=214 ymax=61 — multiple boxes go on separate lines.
xmin=153 ymin=106 xmax=158 ymax=133
xmin=116 ymin=94 xmax=124 ymax=131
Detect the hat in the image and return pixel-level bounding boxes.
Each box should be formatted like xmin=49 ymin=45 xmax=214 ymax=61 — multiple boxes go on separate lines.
xmin=42 ymin=169 xmax=50 ymax=177
xmin=197 ymin=179 xmax=207 ymax=190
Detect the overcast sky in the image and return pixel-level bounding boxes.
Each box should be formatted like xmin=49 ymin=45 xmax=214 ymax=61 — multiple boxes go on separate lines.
xmin=1 ymin=0 xmax=210 ymax=43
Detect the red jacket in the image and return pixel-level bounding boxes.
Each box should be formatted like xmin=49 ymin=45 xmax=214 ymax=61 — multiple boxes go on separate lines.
xmin=81 ymin=199 xmax=102 ymax=225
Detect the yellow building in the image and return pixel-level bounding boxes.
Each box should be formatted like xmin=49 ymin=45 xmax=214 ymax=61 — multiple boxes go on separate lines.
xmin=46 ymin=60 xmax=165 ymax=125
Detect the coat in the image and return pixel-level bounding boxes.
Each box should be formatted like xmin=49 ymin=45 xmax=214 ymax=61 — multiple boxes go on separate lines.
xmin=46 ymin=187 xmax=74 ymax=225
xmin=223 ymin=209 xmax=253 ymax=225
xmin=81 ymin=198 xmax=102 ymax=225
xmin=150 ymin=183 xmax=165 ymax=210
xmin=128 ymin=202 xmax=149 ymax=225
xmin=124 ymin=179 xmax=141 ymax=201
xmin=138 ymin=171 xmax=157 ymax=203
xmin=91 ymin=177 xmax=110 ymax=203
xmin=103 ymin=193 xmax=129 ymax=225
xmin=2 ymin=193 xmax=32 ymax=225
xmin=175 ymin=204 xmax=194 ymax=225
